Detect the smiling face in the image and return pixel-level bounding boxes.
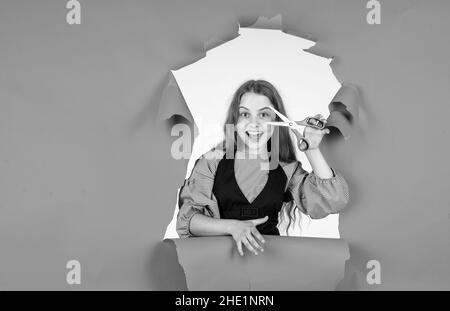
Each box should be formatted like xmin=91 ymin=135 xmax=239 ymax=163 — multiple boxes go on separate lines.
xmin=236 ymin=92 xmax=276 ymax=153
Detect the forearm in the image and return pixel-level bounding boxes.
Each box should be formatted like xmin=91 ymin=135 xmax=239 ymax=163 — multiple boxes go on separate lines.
xmin=305 ymin=148 xmax=333 ymax=178
xmin=189 ymin=213 xmax=236 ymax=237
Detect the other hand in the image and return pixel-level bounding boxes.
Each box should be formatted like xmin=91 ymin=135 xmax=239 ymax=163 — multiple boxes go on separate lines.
xmin=228 ymin=216 xmax=268 ymax=256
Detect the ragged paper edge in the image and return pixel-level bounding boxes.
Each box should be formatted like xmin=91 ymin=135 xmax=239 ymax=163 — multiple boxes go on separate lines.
xmin=156 ymin=14 xmax=361 ymax=140
xmin=156 ymin=72 xmax=194 ymax=125
xmin=326 ymin=83 xmax=361 ymax=139
xmin=156 ymin=14 xmax=282 ymax=125
xmin=150 ymin=239 xmax=188 ymax=290
xmin=169 ymin=236 xmax=350 ymax=291
xmin=202 ymin=14 xmax=282 ymax=52
xmin=246 ymin=14 xmax=283 ymax=29
xmin=245 ymin=14 xmax=362 ymax=140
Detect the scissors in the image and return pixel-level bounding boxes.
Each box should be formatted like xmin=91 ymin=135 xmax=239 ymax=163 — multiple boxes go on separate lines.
xmin=266 ymin=106 xmax=327 ymax=152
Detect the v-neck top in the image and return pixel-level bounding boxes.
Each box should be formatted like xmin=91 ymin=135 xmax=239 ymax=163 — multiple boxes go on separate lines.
xmin=234 ymin=157 xmax=270 ymax=204
xmin=211 ymin=153 xmax=287 ymax=235
xmin=176 ymin=148 xmax=350 ymax=238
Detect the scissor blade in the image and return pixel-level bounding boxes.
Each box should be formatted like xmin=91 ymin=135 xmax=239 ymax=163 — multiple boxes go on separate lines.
xmin=267 ymin=121 xmax=303 ymax=133
xmin=265 ymin=121 xmax=290 ymax=127
xmin=268 ymin=106 xmax=291 ymax=123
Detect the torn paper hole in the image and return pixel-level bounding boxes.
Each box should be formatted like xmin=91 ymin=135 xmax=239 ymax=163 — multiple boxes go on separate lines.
xmin=164 ymin=23 xmax=348 ymax=240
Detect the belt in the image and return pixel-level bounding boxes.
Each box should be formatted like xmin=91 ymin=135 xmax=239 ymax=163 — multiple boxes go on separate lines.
xmin=240 ymin=206 xmax=260 ymax=218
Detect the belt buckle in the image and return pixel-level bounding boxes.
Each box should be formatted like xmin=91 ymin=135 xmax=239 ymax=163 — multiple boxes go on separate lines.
xmin=240 ymin=206 xmax=259 ymax=218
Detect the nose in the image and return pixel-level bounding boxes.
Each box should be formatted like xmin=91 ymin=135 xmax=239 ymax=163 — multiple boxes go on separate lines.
xmin=247 ymin=120 xmax=263 ymax=131
xmin=249 ymin=115 xmax=263 ymax=126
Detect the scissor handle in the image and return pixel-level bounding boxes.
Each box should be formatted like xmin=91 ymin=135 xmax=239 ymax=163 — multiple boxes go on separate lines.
xmin=288 ymin=124 xmax=311 ymax=151
xmin=297 ymin=117 xmax=326 ymax=130
xmin=298 ymin=137 xmax=309 ymax=152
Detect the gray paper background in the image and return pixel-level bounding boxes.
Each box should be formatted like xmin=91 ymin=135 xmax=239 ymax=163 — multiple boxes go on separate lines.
xmin=1 ymin=0 xmax=449 ymax=290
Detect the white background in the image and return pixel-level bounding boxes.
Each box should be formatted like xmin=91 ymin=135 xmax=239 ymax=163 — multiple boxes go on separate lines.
xmin=165 ymin=27 xmax=342 ymax=239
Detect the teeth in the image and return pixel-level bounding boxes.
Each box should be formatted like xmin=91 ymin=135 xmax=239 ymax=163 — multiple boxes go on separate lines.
xmin=246 ymin=131 xmax=263 ymax=139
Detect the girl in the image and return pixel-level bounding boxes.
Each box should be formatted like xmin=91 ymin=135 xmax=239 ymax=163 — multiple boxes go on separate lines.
xmin=176 ymin=80 xmax=349 ymax=256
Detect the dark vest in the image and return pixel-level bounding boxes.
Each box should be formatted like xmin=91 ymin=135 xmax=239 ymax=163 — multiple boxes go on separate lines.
xmin=212 ymin=153 xmax=288 ymax=235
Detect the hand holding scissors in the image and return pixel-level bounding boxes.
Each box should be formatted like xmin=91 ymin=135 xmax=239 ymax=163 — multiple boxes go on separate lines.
xmin=266 ymin=106 xmax=330 ymax=152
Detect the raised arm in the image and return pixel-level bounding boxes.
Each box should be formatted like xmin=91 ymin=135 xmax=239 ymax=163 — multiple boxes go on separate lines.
xmin=285 ymin=116 xmax=350 ymax=218
xmin=287 ymin=159 xmax=349 ymax=219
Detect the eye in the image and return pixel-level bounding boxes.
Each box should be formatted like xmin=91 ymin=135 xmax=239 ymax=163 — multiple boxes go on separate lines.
xmin=259 ymin=111 xmax=273 ymax=119
xmin=239 ymin=112 xmax=249 ymax=118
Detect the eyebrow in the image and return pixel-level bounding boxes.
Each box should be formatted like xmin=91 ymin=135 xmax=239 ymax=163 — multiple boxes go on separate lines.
xmin=239 ymin=106 xmax=272 ymax=111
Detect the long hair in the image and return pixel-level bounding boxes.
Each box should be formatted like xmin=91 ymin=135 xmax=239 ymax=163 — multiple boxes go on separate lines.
xmin=219 ymin=79 xmax=301 ymax=235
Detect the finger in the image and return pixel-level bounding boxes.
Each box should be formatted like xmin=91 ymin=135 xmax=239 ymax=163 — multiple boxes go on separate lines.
xmin=251 ymin=228 xmax=265 ymax=245
xmin=250 ymin=216 xmax=268 ymax=226
xmin=305 ymin=127 xmax=320 ymax=134
xmin=236 ymin=240 xmax=244 ymax=256
xmin=319 ymin=128 xmax=329 ymax=135
xmin=242 ymin=237 xmax=258 ymax=255
xmin=299 ymin=139 xmax=309 ymax=151
xmin=307 ymin=127 xmax=325 ymax=135
xmin=246 ymin=231 xmax=264 ymax=252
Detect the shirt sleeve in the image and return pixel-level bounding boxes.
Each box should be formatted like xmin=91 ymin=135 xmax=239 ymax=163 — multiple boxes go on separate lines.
xmin=176 ymin=154 xmax=220 ymax=238
xmin=286 ymin=162 xmax=350 ymax=219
